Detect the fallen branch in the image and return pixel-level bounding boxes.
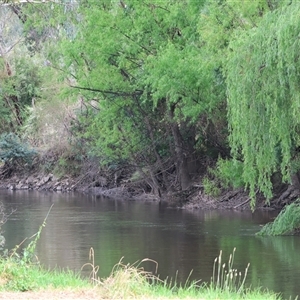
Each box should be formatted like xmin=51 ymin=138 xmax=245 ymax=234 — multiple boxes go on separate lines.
xmin=233 ymin=197 xmax=251 ymax=209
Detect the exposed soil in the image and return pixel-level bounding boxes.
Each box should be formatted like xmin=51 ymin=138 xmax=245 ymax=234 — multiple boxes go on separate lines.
xmin=0 ymin=161 xmax=299 ymax=211
xmin=0 ymin=289 xmax=99 ymax=300
xmin=0 ymin=289 xmax=204 ymax=299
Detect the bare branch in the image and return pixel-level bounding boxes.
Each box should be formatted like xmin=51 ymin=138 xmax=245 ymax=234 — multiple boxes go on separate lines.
xmin=69 ymin=85 xmax=143 ymax=97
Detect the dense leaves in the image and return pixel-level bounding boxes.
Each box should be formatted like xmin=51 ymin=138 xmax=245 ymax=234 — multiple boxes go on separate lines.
xmin=2 ymin=0 xmax=300 ymax=206
xmin=0 ymin=132 xmax=36 ymax=165
xmin=60 ymin=0 xmax=226 ymax=192
xmin=227 ymin=1 xmax=300 ymax=206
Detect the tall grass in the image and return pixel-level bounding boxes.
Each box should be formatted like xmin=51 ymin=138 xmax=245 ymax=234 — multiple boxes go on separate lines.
xmin=80 ymin=247 xmax=279 ymax=299
xmin=211 ymin=248 xmax=249 ymax=293
xmin=257 ymin=200 xmax=300 ymax=236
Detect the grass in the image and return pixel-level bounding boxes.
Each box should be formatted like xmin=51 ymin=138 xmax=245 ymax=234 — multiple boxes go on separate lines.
xmin=0 ymin=260 xmax=89 ymax=292
xmin=0 ymin=245 xmax=282 ymax=299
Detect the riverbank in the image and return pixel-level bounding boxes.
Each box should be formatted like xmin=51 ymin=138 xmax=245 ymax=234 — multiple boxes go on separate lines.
xmin=0 ymin=173 xmax=286 ymax=212
xmin=0 ymin=253 xmax=281 ymax=300
xmin=0 ymin=289 xmax=281 ymax=300
xmin=0 ymin=162 xmax=298 ymax=211
xmin=0 ymin=172 xmax=291 ymax=212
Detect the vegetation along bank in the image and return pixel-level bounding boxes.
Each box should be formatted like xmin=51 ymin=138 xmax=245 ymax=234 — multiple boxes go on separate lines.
xmin=1 ymin=1 xmax=300 ymax=217
xmin=2 ymin=2 xmax=300 ymax=298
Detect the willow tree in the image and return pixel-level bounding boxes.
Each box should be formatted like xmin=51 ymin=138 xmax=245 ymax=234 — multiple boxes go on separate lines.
xmin=226 ymin=2 xmax=300 ymax=207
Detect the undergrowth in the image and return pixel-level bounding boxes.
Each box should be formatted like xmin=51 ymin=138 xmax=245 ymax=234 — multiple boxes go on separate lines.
xmin=203 ymin=158 xmax=245 ymax=197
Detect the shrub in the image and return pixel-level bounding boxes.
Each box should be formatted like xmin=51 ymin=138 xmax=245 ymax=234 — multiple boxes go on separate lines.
xmin=0 ymin=133 xmax=37 ymax=168
xmin=209 ymin=158 xmax=245 ymax=190
xmin=203 ymin=176 xmax=221 ymax=197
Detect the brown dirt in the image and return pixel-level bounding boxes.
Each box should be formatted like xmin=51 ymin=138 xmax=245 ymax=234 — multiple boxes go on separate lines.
xmin=0 ymin=289 xmax=100 ymax=300
xmin=1 ymin=165 xmax=298 ymax=212
xmin=183 ymin=181 xmax=300 ymax=211
xmin=183 ymin=187 xmax=269 ymax=211
xmin=0 ymin=290 xmax=204 ymax=300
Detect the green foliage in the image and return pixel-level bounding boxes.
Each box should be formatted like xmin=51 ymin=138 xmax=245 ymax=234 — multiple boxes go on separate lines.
xmin=53 ymin=154 xmax=82 ymax=178
xmin=0 ymin=132 xmax=36 ymax=166
xmin=203 ymin=158 xmax=244 ymax=197
xmin=11 ymin=57 xmax=41 ymax=106
xmin=0 ymin=57 xmax=41 ymax=131
xmin=0 ymin=258 xmax=89 ymax=292
xmin=211 ymin=158 xmax=245 ymax=189
xmin=58 ymin=0 xmax=226 ymax=184
xmin=5 ymin=0 xmax=299 ymax=204
xmin=226 ymin=2 xmax=300 ymax=206
xmin=257 ymin=201 xmax=300 ymax=236
xmin=202 ymin=176 xmax=221 ymax=197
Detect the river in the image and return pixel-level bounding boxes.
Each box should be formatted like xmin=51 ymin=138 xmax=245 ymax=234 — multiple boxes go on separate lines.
xmin=0 ymin=190 xmax=299 ymax=299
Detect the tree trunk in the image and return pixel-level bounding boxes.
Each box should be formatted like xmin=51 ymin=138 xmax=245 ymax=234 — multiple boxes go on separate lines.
xmin=144 ymin=116 xmax=169 ymax=191
xmin=291 ymin=172 xmax=300 ymax=192
xmin=169 ymin=104 xmax=191 ymax=190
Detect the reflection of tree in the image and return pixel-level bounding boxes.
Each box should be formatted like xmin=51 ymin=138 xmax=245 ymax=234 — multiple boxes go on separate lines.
xmin=256 ymin=237 xmax=300 ymax=298
xmin=217 ymin=227 xmax=300 ymax=299
xmin=0 ymin=201 xmax=15 ymax=251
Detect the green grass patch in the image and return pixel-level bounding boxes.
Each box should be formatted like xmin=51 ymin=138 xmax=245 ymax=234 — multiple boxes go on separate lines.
xmin=0 ymin=259 xmax=90 ymax=292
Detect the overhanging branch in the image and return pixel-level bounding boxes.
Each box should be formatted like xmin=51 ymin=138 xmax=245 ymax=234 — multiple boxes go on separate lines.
xmin=69 ymin=85 xmax=143 ymax=97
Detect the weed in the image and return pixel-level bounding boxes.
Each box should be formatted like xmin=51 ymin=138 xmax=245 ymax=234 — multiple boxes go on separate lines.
xmin=102 ymin=257 xmax=158 ymax=298
xmin=9 ymin=204 xmax=54 ymax=264
xmin=210 ymin=248 xmax=249 ymax=293
xmin=0 ymin=204 xmax=91 ymax=292
xmin=203 ymin=158 xmax=245 ymax=197
xmin=214 ymin=158 xmax=245 ymax=189
xmin=81 ymin=247 xmax=101 ymax=285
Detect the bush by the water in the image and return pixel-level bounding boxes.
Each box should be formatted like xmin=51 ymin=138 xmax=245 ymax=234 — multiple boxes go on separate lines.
xmin=257 ymin=200 xmax=300 ymax=236
xmin=203 ymin=158 xmax=245 ymax=197
xmin=0 ymin=133 xmax=36 ymax=167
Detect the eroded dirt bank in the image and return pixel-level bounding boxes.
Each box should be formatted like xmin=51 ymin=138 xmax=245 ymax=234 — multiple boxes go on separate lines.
xmin=0 ymin=168 xmax=297 ymax=211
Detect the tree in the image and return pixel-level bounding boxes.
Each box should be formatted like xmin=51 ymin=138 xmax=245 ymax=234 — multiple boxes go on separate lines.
xmin=58 ymin=0 xmax=229 ymax=195
xmin=0 ymin=5 xmax=44 ymax=133
xmin=226 ymin=1 xmax=300 ymax=207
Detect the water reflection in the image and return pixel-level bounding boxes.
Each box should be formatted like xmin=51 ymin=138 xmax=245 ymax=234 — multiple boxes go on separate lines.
xmin=0 ymin=190 xmax=299 ymax=299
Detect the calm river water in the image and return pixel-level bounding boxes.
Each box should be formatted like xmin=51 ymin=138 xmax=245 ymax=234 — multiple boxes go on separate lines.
xmin=1 ymin=190 xmax=299 ymax=299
